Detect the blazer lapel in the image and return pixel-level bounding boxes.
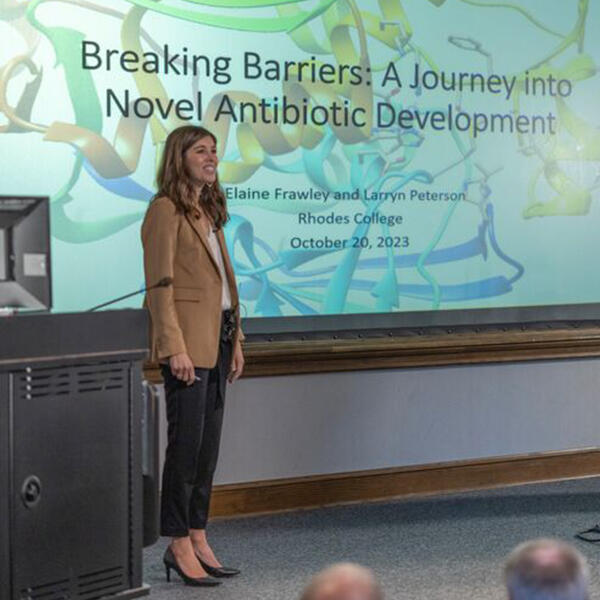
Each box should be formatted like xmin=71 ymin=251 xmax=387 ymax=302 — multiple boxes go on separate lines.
xmin=184 ymin=211 xmax=221 ymax=278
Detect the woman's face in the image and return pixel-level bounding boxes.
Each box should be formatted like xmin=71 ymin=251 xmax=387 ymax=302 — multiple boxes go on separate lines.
xmin=184 ymin=135 xmax=218 ymax=186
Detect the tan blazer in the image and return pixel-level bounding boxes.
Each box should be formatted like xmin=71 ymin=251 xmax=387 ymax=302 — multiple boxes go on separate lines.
xmin=141 ymin=196 xmax=243 ymax=368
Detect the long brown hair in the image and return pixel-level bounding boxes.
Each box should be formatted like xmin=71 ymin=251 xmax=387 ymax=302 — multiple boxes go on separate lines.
xmin=154 ymin=125 xmax=229 ymax=229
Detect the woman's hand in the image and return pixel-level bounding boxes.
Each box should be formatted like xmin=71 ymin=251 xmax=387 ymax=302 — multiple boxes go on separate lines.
xmin=169 ymin=352 xmax=196 ymax=385
xmin=228 ymin=340 xmax=244 ymax=383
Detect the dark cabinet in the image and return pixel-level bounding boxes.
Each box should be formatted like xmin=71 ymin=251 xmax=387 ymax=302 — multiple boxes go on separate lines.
xmin=0 ymin=310 xmax=149 ymax=600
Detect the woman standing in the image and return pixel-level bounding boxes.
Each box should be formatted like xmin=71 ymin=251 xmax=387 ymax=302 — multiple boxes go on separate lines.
xmin=142 ymin=125 xmax=244 ymax=587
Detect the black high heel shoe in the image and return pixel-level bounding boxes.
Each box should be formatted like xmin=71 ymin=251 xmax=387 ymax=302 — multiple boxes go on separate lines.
xmin=195 ymin=553 xmax=241 ymax=578
xmin=163 ymin=547 xmax=222 ymax=586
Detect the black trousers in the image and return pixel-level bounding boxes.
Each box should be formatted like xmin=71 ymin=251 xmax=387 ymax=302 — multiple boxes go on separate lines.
xmin=160 ymin=336 xmax=233 ymax=536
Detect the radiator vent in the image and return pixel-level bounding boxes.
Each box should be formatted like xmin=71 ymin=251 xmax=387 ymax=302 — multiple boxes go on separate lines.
xmin=16 ymin=363 xmax=128 ymax=400
xmin=20 ymin=578 xmax=69 ymax=600
xmin=77 ymin=566 xmax=125 ymax=599
xmin=18 ymin=566 xmax=126 ymax=600
xmin=76 ymin=365 xmax=127 ymax=394
xmin=17 ymin=371 xmax=71 ymax=400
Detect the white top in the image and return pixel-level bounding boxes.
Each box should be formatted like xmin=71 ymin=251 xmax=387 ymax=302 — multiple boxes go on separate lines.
xmin=207 ymin=228 xmax=232 ymax=310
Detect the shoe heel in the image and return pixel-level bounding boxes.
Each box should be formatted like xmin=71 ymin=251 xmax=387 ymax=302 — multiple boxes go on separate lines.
xmin=162 ymin=547 xmax=221 ymax=587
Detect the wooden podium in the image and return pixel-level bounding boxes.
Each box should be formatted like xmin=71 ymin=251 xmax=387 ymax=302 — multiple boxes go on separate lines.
xmin=0 ymin=310 xmax=150 ymax=600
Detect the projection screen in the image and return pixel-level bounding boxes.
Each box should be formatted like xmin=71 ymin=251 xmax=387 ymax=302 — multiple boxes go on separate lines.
xmin=1 ymin=0 xmax=599 ymax=334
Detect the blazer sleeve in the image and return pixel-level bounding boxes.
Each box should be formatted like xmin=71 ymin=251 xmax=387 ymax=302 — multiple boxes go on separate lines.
xmin=141 ymin=198 xmax=187 ymax=360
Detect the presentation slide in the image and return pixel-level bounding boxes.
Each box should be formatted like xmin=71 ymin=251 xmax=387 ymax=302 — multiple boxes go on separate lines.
xmin=1 ymin=0 xmax=599 ymax=323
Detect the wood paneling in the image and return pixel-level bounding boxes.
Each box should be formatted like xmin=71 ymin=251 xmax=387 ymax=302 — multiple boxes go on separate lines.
xmin=208 ymin=449 xmax=600 ymax=518
xmin=144 ymin=325 xmax=600 ymax=381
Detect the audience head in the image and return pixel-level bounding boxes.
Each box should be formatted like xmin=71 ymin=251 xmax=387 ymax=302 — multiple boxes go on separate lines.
xmin=504 ymin=538 xmax=589 ymax=600
xmin=299 ymin=563 xmax=382 ymax=600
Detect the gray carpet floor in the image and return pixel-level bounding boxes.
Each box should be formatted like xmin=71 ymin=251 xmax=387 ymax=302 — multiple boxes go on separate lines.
xmin=143 ymin=477 xmax=600 ymax=599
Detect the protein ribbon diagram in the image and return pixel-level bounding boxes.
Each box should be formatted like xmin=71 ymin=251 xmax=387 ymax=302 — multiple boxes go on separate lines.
xmin=1 ymin=0 xmax=597 ymax=315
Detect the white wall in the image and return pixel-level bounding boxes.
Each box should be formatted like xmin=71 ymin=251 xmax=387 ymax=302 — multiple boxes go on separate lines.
xmin=158 ymin=357 xmax=600 ymax=485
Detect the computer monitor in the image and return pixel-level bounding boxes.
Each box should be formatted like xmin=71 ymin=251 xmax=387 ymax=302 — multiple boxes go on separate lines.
xmin=0 ymin=196 xmax=51 ymax=311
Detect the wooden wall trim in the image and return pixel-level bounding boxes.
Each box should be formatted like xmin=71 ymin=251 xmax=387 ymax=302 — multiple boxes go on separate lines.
xmin=144 ymin=325 xmax=600 ymax=381
xmin=208 ymin=448 xmax=600 ymax=518
xmin=241 ymin=326 xmax=600 ymax=377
